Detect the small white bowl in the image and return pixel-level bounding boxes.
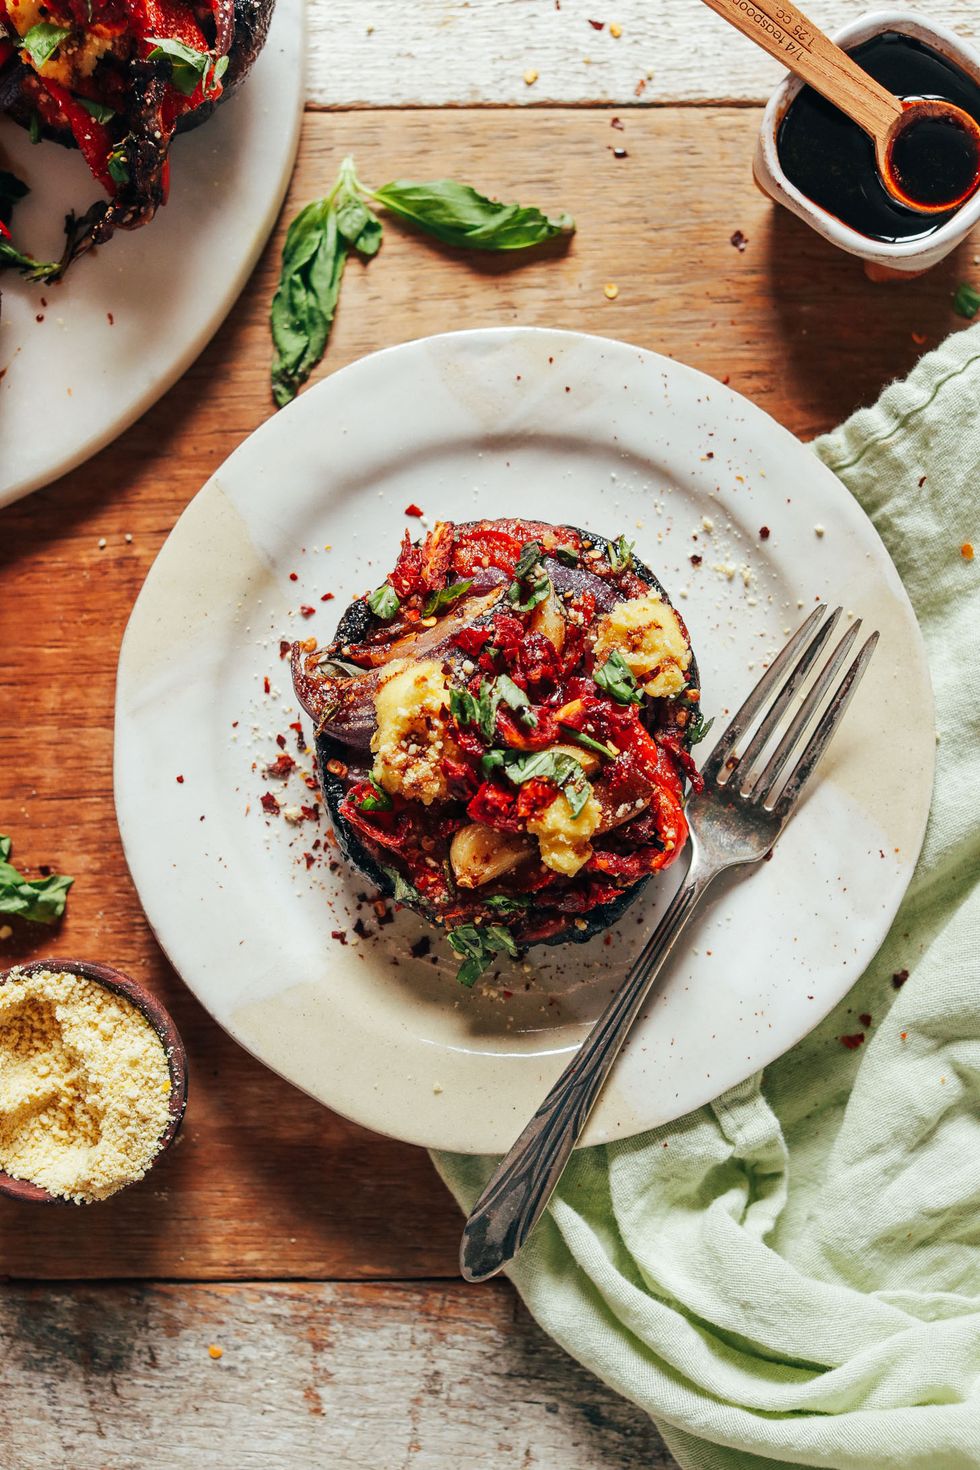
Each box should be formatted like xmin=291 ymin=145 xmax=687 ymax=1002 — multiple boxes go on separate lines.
xmin=754 ymin=10 xmax=980 ymax=278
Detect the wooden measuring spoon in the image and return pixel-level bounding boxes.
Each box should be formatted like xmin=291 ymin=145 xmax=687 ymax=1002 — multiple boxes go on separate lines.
xmin=700 ymin=0 xmax=980 ymax=213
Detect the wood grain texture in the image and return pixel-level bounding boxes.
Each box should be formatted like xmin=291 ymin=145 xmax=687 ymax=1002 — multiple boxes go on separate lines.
xmin=0 ymin=105 xmax=975 ymax=1282
xmin=306 ymin=0 xmax=980 ymax=108
xmin=0 ymin=1281 xmax=675 ymax=1468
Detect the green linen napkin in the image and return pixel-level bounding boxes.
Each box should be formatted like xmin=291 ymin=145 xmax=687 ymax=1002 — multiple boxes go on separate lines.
xmin=433 ymin=325 xmax=980 ymax=1470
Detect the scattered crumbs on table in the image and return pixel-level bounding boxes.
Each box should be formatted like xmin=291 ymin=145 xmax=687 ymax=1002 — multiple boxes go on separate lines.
xmin=611 ymin=146 xmax=628 ymax=159
xmin=730 ymin=230 xmax=748 ymax=252
xmin=587 ymin=17 xmax=605 ymax=29
xmin=759 ymin=525 xmax=770 ymax=540
xmin=840 ymin=1032 xmax=865 ymax=1050
xmin=610 ymin=116 xmax=623 ymax=129
xmin=961 ymin=542 xmax=974 ymax=560
xmin=609 ymin=22 xmax=622 ymax=37
xmin=603 ymin=282 xmax=619 ymax=300
xmin=892 ymin=969 xmax=909 ymax=989
xmin=523 ymin=68 xmax=538 ymax=86
xmin=404 ymin=503 xmax=424 ymax=517
xmin=918 ymin=475 xmax=927 ymax=487
xmin=432 ymin=1082 xmax=444 ymax=1095
xmin=900 ymin=1031 xmax=908 ymax=1041
xmin=911 ymin=331 xmax=927 ymax=346
xmin=859 ymin=1012 xmax=872 ymax=1028
xmin=98 ymin=537 xmax=107 ymax=550
xmin=175 ymin=774 xmax=184 ymax=784
xmin=814 ymin=524 xmax=825 ymax=537
xmin=208 ymin=1344 xmax=223 ymax=1360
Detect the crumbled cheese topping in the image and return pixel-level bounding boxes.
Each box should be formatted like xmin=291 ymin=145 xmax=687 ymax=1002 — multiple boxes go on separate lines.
xmin=592 ymin=593 xmax=692 ymax=698
xmin=371 ymin=659 xmax=457 ymax=806
xmin=527 ymin=789 xmax=602 ymax=877
xmin=0 ymin=968 xmax=173 ymax=1204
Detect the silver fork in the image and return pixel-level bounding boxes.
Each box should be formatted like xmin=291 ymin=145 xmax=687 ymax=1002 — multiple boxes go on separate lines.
xmin=460 ymin=605 xmax=878 ymax=1283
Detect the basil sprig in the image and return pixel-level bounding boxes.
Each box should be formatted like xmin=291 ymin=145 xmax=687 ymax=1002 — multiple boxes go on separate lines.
xmin=607 ymin=535 xmax=635 ymax=573
xmin=146 ymin=36 xmax=228 ymax=97
xmin=594 ymin=649 xmax=644 ymax=705
xmin=481 ymin=747 xmax=592 ymax=818
xmin=271 ymin=156 xmax=573 ymax=405
xmin=356 ymin=775 xmax=393 ymax=812
xmin=422 ymin=578 xmax=473 ymax=617
xmin=367 ymin=582 xmax=400 ymax=620
xmin=506 ymin=541 xmax=551 ymax=612
xmin=450 ymin=674 xmax=536 ymax=742
xmin=448 ymin=923 xmax=519 ymax=987
xmin=20 ymin=22 xmax=71 ymax=68
xmin=0 ymin=835 xmax=73 ymax=925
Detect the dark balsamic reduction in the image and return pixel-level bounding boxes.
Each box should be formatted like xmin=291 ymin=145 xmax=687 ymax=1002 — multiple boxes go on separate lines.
xmin=889 ymin=107 xmax=980 ymax=209
xmin=777 ymin=32 xmax=980 ymax=242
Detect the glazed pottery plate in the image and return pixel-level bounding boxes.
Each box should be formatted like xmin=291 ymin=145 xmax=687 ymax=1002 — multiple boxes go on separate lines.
xmin=114 ymin=328 xmax=934 ymax=1154
xmin=0 ymin=0 xmax=303 ymax=508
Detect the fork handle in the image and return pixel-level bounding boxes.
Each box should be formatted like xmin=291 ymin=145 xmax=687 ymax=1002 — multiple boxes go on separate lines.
xmin=459 ymin=850 xmax=714 ymax=1282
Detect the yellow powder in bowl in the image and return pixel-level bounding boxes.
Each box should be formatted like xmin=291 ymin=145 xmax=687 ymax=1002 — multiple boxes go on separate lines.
xmin=0 ymin=967 xmax=174 ymax=1203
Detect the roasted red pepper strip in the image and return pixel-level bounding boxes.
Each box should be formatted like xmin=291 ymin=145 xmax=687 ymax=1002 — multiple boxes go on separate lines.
xmin=38 ymin=78 xmax=117 ymax=193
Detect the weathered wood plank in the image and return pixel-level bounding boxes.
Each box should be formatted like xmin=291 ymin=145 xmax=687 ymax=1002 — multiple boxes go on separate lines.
xmin=306 ymin=0 xmax=980 ymax=108
xmin=0 ymin=105 xmax=972 ymax=1280
xmin=0 ymin=1281 xmax=676 ymax=1468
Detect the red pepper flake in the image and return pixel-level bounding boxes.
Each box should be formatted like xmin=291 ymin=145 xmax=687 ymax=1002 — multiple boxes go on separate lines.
xmin=303 ymin=852 xmax=315 ymax=869
xmin=759 ymin=526 xmax=771 ymax=540
xmin=331 ymin=929 xmax=348 ymax=945
xmin=730 ymin=230 xmax=748 ymax=252
xmin=260 ymin=791 xmax=281 ymax=816
xmin=859 ymin=1012 xmax=872 ymax=1028
xmin=299 ymin=605 xmax=316 ymax=618
xmin=918 ymin=475 xmax=927 ymax=488
xmin=610 ymin=116 xmax=624 ymax=129
xmin=690 ymin=553 xmax=703 ymax=567
xmin=300 ymin=804 xmax=319 ymax=821
xmin=321 ymin=592 xmax=335 ymax=602
xmin=275 ymin=733 xmax=287 ymax=749
xmin=107 ymin=312 xmax=114 ymax=325
xmin=263 ymin=676 xmax=271 ymax=694
xmin=840 ymin=1032 xmax=865 ymax=1050
xmin=900 ymin=1030 xmax=908 ymax=1041
xmin=634 ymin=77 xmax=646 ymax=96
xmin=892 ymin=968 xmax=909 ymax=989
xmin=405 ymin=503 xmax=424 ymax=517
xmin=353 ymin=917 xmax=374 ymax=940
xmin=279 ymin=640 xmax=291 ymax=659
xmin=266 ymin=753 xmax=296 ymax=779
xmin=232 ymin=720 xmax=239 ymax=728
xmin=911 ymin=331 xmax=927 ymax=346
xmin=303 ymin=774 xmax=318 ymax=790
xmin=502 ymin=990 xmax=513 ymax=999
xmin=289 ymin=572 xmax=298 ymax=582
xmin=588 ymin=17 xmax=605 ymax=28
xmin=176 ymin=774 xmax=184 ymax=784
xmin=289 ymin=721 xmax=303 ymax=733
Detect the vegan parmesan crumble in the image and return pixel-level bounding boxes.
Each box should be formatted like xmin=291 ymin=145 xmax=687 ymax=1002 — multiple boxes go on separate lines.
xmin=0 ymin=968 xmax=173 ymax=1203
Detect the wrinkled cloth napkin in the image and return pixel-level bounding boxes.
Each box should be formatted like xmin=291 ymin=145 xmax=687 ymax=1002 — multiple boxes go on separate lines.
xmin=434 ymin=325 xmax=980 ymax=1470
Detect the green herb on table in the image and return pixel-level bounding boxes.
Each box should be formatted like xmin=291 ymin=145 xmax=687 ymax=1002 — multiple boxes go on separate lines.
xmin=953 ymin=282 xmax=980 ymax=320
xmin=448 ymin=922 xmax=519 ymax=987
xmin=20 ymin=22 xmax=71 ymax=68
xmin=594 ymin=648 xmax=644 ymax=705
xmin=270 ymin=156 xmax=574 ymax=406
xmin=367 ymin=582 xmax=400 ymax=620
xmin=0 ymin=835 xmax=73 ymax=925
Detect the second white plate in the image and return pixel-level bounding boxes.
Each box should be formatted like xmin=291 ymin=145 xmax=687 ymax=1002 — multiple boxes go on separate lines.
xmin=114 ymin=328 xmax=934 ymax=1154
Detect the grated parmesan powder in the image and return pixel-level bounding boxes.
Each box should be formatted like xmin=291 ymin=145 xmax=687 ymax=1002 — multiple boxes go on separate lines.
xmin=0 ymin=967 xmax=174 ymax=1203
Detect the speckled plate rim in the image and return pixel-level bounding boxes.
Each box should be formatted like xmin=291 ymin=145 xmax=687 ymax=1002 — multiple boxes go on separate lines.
xmin=113 ymin=328 xmax=934 ymax=1154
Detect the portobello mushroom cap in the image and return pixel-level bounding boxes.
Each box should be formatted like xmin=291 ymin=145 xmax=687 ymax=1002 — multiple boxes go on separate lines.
xmin=0 ymin=0 xmax=275 ymax=145
xmin=310 ymin=522 xmax=701 ymax=954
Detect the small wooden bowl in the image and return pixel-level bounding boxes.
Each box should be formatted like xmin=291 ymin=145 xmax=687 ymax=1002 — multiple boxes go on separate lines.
xmin=0 ymin=959 xmax=189 ymax=1205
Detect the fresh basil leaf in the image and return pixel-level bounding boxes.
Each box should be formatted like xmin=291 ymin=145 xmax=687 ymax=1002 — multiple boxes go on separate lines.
xmin=372 ymin=179 xmax=574 ymax=251
xmin=480 ymin=747 xmax=506 ymax=779
xmin=485 ymin=894 xmax=530 ymax=916
xmin=477 ymin=677 xmax=503 ymax=742
xmin=448 ymin=923 xmax=518 ymax=987
xmin=513 ymin=541 xmax=544 ymax=579
xmin=78 ymin=98 xmax=115 ymax=123
xmin=146 ymin=36 xmax=218 ymax=96
xmin=495 ymin=674 xmax=537 ymax=728
xmin=422 ymin=578 xmax=473 ymax=617
xmin=0 ymin=836 xmax=73 ymax=925
xmin=953 ymin=282 xmax=980 ymax=319
xmin=213 ymin=53 xmax=229 ymax=83
xmin=594 ymin=649 xmax=644 ymax=705
xmin=28 ymin=111 xmax=42 ymax=145
xmin=554 ymin=544 xmax=579 ymax=566
xmin=356 ymin=775 xmax=393 ymax=812
xmin=21 ymin=22 xmax=71 ymax=68
xmin=449 ymin=686 xmax=480 ymax=728
xmin=107 ymin=145 xmax=130 ymax=187
xmin=560 ymin=726 xmax=617 ymax=759
xmin=271 ymin=198 xmax=349 ymax=407
xmin=481 ymin=747 xmax=591 ymax=815
xmin=0 ymin=239 xmax=59 ymax=281
xmin=379 ymin=864 xmax=422 ymax=905
xmin=607 ymin=535 xmax=635 ymax=573
xmin=506 ymin=564 xmax=550 ymax=612
xmin=686 ymin=710 xmax=715 ymax=747
xmin=367 ymin=582 xmax=400 ymax=620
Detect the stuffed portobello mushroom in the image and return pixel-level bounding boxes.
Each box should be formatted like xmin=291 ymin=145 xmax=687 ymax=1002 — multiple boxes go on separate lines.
xmin=292 ymin=518 xmax=706 ymax=988
xmin=0 ymin=0 xmax=274 ymax=264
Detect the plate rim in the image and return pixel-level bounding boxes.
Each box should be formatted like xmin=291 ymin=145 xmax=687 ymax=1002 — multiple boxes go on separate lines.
xmin=114 ymin=325 xmax=935 ymax=1153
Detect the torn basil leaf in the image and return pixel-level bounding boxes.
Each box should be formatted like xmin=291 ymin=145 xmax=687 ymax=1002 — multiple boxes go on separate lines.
xmin=448 ymin=923 xmax=519 ymax=987
xmin=594 ymin=649 xmax=644 ymax=705
xmin=21 ymin=22 xmax=71 ymax=69
xmin=356 ymin=775 xmax=393 ymax=812
xmin=370 ymin=180 xmax=574 ymax=251
xmin=0 ymin=835 xmax=73 ymax=925
xmin=366 ymin=582 xmax=400 ymax=621
xmin=422 ymin=578 xmax=473 ymax=617
xmin=607 ymin=535 xmax=635 ymax=573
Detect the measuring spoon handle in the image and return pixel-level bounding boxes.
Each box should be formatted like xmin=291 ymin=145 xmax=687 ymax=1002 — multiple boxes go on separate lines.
xmin=699 ymin=0 xmax=902 ymax=144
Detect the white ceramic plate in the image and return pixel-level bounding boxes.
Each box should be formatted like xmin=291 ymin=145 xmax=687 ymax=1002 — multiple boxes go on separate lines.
xmin=114 ymin=328 xmax=934 ymax=1154
xmin=0 ymin=0 xmax=303 ymax=508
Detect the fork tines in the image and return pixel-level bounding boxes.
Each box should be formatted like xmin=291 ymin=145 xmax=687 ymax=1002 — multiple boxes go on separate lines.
xmin=703 ymin=605 xmax=879 ymax=818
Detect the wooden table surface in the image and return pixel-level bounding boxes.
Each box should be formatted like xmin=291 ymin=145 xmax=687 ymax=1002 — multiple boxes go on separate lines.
xmin=1 ymin=4 xmax=977 ymax=1462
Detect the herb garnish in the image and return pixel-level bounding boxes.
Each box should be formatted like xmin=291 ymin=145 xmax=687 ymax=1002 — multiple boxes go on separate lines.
xmin=0 ymin=835 xmax=73 ymax=925
xmin=0 ymin=174 xmax=59 ymax=281
xmin=481 ymin=747 xmax=592 ymax=817
xmin=451 ymin=675 xmax=536 ymax=742
xmin=560 ymin=726 xmax=618 ymax=759
xmin=485 ymin=894 xmax=531 ymax=917
xmin=686 ymin=710 xmax=715 ymax=746
xmin=367 ymin=582 xmax=400 ymax=620
xmin=448 ymin=923 xmax=519 ymax=987
xmin=146 ymin=36 xmax=227 ymax=96
xmin=594 ymin=649 xmax=644 ymax=705
xmin=28 ymin=112 xmax=42 ymax=145
xmin=106 ymin=145 xmax=130 ymax=187
xmin=271 ymin=156 xmax=573 ymax=405
xmin=953 ymin=282 xmax=980 ymax=320
xmin=20 ymin=22 xmax=71 ymax=68
xmin=356 ymin=775 xmax=393 ymax=812
xmin=78 ymin=98 xmax=116 ymax=123
xmin=380 ymin=864 xmax=423 ymax=905
xmin=607 ymin=535 xmax=635 ymax=573
xmin=506 ymin=542 xmax=551 ymax=612
xmin=422 ymin=578 xmax=473 ymax=617
xmin=554 ymin=544 xmax=579 ymax=566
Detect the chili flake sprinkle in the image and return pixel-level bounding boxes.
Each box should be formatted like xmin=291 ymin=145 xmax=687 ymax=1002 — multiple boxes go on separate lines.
xmin=405 ymin=504 xmax=424 ymax=517
xmin=962 ymin=542 xmax=974 ymax=560
xmin=840 ymin=1032 xmax=865 ymax=1050
xmin=892 ymin=969 xmax=909 ymax=989
xmin=299 ymin=605 xmax=316 ymax=618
